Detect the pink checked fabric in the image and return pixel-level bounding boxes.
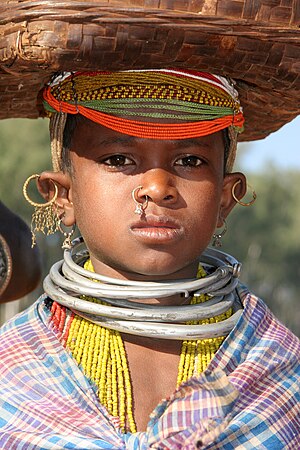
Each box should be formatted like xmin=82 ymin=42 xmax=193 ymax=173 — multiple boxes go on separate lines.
xmin=0 ymin=285 xmax=299 ymax=449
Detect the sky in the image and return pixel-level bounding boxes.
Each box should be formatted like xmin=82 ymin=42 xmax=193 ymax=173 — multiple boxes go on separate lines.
xmin=237 ymin=115 xmax=299 ymax=172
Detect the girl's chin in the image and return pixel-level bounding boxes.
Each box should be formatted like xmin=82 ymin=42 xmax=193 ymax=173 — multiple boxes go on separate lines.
xmin=91 ymin=256 xmax=198 ymax=281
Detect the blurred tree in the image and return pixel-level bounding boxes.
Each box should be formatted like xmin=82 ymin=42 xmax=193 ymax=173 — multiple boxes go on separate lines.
xmin=0 ymin=118 xmax=50 ymax=220
xmin=223 ymin=170 xmax=300 ymax=335
xmin=0 ymin=118 xmax=62 ymax=317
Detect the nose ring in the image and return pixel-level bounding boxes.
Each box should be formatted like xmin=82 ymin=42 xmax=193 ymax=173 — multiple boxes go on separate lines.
xmin=132 ymin=186 xmax=148 ymax=215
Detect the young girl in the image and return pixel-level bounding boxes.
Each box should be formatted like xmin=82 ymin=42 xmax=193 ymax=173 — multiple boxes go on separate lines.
xmin=0 ymin=70 xmax=299 ymax=449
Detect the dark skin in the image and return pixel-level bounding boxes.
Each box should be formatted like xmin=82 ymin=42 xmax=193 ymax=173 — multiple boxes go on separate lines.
xmin=38 ymin=117 xmax=246 ymax=431
xmin=0 ymin=201 xmax=41 ymax=302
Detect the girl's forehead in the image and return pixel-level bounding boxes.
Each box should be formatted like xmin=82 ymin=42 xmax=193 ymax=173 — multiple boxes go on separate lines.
xmin=71 ymin=117 xmax=225 ymax=153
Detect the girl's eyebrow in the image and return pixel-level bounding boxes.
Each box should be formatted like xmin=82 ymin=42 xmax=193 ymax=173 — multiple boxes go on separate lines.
xmin=175 ymin=138 xmax=211 ymax=149
xmin=98 ymin=136 xmax=136 ymax=147
xmin=97 ymin=136 xmax=211 ymax=149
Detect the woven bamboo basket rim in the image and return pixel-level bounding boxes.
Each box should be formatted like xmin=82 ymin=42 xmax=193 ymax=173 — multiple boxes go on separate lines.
xmin=1 ymin=0 xmax=299 ymax=142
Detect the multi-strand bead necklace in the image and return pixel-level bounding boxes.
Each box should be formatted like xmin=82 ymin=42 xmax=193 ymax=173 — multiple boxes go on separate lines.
xmin=48 ymin=259 xmax=232 ymax=434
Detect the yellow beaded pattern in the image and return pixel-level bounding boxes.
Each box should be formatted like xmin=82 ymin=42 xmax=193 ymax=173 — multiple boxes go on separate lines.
xmin=50 ymin=72 xmax=240 ymax=112
xmin=64 ymin=260 xmax=232 ymax=434
xmin=66 ymin=303 xmax=136 ymax=433
xmin=176 ymin=271 xmax=232 ymax=386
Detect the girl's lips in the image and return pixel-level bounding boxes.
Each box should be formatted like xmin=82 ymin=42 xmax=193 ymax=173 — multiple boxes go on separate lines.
xmin=129 ymin=215 xmax=184 ymax=244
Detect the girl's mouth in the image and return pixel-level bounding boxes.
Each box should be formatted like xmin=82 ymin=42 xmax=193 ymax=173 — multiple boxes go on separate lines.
xmin=129 ymin=215 xmax=184 ymax=244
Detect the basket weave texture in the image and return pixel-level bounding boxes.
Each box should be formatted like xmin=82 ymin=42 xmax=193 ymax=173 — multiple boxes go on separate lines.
xmin=0 ymin=0 xmax=299 ymax=141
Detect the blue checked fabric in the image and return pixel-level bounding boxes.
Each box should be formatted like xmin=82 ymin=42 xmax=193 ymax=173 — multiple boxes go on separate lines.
xmin=0 ymin=284 xmax=299 ymax=449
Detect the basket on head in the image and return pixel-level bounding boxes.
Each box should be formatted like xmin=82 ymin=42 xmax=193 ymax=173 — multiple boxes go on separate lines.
xmin=0 ymin=0 xmax=299 ymax=142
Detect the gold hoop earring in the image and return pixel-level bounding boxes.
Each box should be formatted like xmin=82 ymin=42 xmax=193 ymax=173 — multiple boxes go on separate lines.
xmin=212 ymin=219 xmax=227 ymax=248
xmin=132 ymin=186 xmax=149 ymax=215
xmin=58 ymin=220 xmax=76 ymax=249
xmin=23 ymin=174 xmax=60 ymax=247
xmin=232 ymin=180 xmax=257 ymax=207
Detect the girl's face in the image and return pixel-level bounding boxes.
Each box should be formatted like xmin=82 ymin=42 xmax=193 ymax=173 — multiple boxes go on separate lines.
xmin=46 ymin=119 xmax=244 ymax=280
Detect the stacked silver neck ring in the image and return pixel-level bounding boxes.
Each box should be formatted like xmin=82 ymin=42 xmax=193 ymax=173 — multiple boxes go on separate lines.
xmin=44 ymin=237 xmax=243 ymax=340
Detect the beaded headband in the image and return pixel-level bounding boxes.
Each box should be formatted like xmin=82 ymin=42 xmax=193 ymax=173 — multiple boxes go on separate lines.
xmin=43 ymin=69 xmax=244 ymax=172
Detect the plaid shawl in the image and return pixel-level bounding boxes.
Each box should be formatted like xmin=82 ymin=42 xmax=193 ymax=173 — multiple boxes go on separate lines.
xmin=0 ymin=285 xmax=299 ymax=449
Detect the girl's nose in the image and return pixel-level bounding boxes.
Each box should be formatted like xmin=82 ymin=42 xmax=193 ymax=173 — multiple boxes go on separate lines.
xmin=137 ymin=169 xmax=178 ymax=206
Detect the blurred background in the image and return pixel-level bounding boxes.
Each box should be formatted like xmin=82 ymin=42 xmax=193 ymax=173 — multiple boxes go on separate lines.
xmin=0 ymin=116 xmax=299 ymax=335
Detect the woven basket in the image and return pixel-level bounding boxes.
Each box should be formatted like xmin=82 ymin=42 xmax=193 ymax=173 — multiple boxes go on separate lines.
xmin=0 ymin=0 xmax=299 ymax=141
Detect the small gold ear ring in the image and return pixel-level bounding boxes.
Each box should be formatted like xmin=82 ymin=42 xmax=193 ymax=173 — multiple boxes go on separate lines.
xmin=23 ymin=174 xmax=60 ymax=247
xmin=132 ymin=186 xmax=149 ymax=215
xmin=212 ymin=219 xmax=227 ymax=248
xmin=58 ymin=221 xmax=76 ymax=249
xmin=232 ymin=179 xmax=257 ymax=207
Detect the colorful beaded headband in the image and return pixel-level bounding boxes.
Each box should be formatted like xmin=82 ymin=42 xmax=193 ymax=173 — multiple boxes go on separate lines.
xmin=43 ymin=69 xmax=245 ymax=172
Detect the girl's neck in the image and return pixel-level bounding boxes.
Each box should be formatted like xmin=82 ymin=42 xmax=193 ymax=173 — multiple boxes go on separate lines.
xmin=89 ymin=255 xmax=199 ymax=286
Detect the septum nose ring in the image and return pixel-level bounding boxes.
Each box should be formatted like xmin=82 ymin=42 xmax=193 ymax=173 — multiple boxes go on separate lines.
xmin=132 ymin=186 xmax=149 ymax=215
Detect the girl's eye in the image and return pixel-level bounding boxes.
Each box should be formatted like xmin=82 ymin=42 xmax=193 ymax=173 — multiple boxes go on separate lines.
xmin=102 ymin=155 xmax=133 ymax=167
xmin=175 ymin=155 xmax=203 ymax=167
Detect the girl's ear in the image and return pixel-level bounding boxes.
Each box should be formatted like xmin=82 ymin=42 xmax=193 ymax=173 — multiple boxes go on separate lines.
xmin=37 ymin=171 xmax=75 ymax=227
xmin=217 ymin=172 xmax=247 ymax=227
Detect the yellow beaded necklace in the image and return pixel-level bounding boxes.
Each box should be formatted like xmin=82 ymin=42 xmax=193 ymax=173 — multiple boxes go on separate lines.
xmin=60 ymin=260 xmax=232 ymax=434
